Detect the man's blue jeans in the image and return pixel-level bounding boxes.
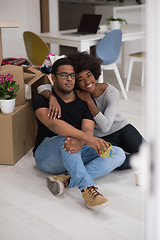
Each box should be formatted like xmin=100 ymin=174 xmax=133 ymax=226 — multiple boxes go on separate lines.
xmin=34 ymin=136 xmax=126 ymax=191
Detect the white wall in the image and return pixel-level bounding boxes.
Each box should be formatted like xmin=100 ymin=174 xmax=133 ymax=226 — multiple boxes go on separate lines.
xmin=49 ymin=0 xmax=59 ymax=32
xmin=95 ymin=3 xmax=145 ymax=54
xmin=49 ymin=0 xmax=59 ymax=54
xmin=0 ymin=0 xmax=59 ymax=59
xmin=0 ymin=0 xmax=41 ymax=59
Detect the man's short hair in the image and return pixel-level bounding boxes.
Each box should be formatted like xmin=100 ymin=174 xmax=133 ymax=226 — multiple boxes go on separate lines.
xmin=52 ymin=58 xmax=75 ymax=75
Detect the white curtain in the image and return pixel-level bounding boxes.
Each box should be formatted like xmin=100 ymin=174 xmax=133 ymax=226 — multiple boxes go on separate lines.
xmin=145 ymin=0 xmax=160 ymax=239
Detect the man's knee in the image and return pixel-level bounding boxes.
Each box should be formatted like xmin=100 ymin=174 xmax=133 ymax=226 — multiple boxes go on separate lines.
xmin=52 ymin=135 xmax=66 ymax=147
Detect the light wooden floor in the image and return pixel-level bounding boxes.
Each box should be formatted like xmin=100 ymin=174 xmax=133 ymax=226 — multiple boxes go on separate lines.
xmin=0 ymin=67 xmax=146 ymax=240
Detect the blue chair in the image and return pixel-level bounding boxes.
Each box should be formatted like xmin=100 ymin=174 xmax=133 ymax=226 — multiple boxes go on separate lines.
xmin=96 ymin=29 xmax=127 ymax=100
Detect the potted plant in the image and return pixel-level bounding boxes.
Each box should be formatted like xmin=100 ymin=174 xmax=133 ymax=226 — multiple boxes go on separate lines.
xmin=106 ymin=16 xmax=127 ymax=30
xmin=0 ymin=73 xmax=20 ymax=114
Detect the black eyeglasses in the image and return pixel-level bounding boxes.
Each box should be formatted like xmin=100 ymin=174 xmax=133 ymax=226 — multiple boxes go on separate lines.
xmin=56 ymin=72 xmax=77 ymax=80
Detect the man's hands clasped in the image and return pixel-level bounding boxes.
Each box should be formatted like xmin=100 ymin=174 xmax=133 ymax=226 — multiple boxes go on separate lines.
xmin=63 ymin=136 xmax=110 ymax=157
xmin=48 ymin=94 xmax=111 ymax=157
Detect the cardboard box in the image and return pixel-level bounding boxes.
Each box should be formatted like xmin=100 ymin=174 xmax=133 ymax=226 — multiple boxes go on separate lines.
xmin=23 ymin=66 xmax=52 ymax=98
xmin=0 ymin=100 xmax=35 ymax=165
xmin=0 ymin=65 xmax=52 ymax=107
xmin=0 ymin=65 xmax=25 ymax=106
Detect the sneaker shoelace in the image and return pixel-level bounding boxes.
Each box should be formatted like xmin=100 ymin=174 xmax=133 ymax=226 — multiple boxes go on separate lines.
xmin=87 ymin=186 xmax=102 ymax=199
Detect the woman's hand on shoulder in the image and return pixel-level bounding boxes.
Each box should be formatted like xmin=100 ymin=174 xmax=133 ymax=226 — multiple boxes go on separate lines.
xmin=48 ymin=95 xmax=61 ymax=119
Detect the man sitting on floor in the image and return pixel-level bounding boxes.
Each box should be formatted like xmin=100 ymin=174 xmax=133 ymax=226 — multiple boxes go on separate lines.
xmin=32 ymin=57 xmax=125 ymax=210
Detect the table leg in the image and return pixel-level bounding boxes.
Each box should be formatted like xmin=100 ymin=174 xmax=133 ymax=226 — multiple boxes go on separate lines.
xmin=0 ymin=28 xmax=3 ymax=64
xmin=78 ymin=42 xmax=90 ymax=53
xmin=121 ymin=41 xmax=130 ymax=79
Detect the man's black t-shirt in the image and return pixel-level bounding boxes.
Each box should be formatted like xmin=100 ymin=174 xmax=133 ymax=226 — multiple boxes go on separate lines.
xmin=32 ymin=90 xmax=94 ymax=153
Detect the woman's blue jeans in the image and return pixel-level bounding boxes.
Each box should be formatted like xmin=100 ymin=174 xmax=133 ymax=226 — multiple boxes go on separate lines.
xmin=34 ymin=136 xmax=126 ymax=191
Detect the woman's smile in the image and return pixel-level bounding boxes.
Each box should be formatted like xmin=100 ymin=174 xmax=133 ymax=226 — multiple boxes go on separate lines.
xmin=86 ymin=83 xmax=93 ymax=88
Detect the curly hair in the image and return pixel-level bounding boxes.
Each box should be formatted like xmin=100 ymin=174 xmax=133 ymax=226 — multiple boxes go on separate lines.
xmin=51 ymin=57 xmax=75 ymax=75
xmin=67 ymin=52 xmax=102 ymax=80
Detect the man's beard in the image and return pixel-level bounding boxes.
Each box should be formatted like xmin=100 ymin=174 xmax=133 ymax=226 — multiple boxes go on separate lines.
xmin=57 ymin=85 xmax=73 ymax=94
xmin=59 ymin=89 xmax=72 ymax=94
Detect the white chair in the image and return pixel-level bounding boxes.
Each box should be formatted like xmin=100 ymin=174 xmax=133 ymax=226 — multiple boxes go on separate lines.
xmin=96 ymin=29 xmax=127 ymax=100
xmin=126 ymin=52 xmax=145 ymax=92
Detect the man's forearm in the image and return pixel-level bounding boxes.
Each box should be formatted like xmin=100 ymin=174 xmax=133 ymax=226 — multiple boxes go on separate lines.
xmin=36 ymin=108 xmax=94 ymax=147
xmin=36 ymin=108 xmax=109 ymax=156
xmin=48 ymin=118 xmax=88 ymax=143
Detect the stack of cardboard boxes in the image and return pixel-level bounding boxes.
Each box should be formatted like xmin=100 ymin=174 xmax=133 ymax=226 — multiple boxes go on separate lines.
xmin=0 ymin=65 xmax=51 ymax=165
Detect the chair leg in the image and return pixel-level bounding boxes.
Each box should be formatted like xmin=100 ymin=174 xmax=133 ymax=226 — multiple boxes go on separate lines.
xmin=98 ymin=66 xmax=104 ymax=83
xmin=141 ymin=60 xmax=145 ymax=86
xmin=126 ymin=58 xmax=134 ymax=92
xmin=113 ymin=64 xmax=128 ymax=100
